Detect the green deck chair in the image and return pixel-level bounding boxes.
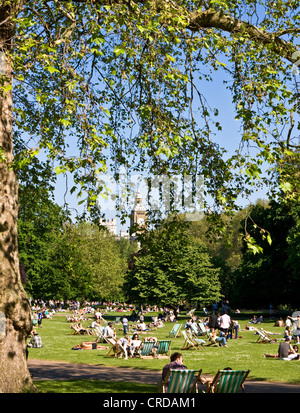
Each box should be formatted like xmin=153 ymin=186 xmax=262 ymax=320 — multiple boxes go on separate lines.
xmin=207 ymin=370 xmax=250 ymax=393
xmin=198 ymin=322 xmax=210 ymax=337
xmin=139 ymin=341 xmax=155 ymax=358
xmin=154 ymin=340 xmax=171 ymax=358
xmin=190 ymin=323 xmax=201 ymax=336
xmin=162 ymin=369 xmax=202 ymax=393
xmin=168 ymin=323 xmax=182 ymax=338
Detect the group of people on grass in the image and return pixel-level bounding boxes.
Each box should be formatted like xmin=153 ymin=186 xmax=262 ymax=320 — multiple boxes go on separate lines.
xmin=27 ymin=297 xmax=300 ymax=364
xmin=184 ymin=310 xmax=240 ymax=348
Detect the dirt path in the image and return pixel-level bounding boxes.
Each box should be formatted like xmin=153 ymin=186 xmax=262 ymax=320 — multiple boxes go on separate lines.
xmin=28 ymin=359 xmax=300 ymax=393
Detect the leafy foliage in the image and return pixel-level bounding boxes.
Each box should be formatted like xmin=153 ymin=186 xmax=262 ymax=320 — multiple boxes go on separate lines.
xmin=6 ymin=0 xmax=299 ymax=232
xmin=231 ymin=201 xmax=300 ymax=308
xmin=125 ymin=217 xmax=222 ymax=306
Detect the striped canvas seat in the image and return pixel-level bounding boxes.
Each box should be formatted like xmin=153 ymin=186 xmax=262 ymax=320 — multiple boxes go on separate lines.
xmin=106 ymin=337 xmax=118 ymax=356
xmin=139 ymin=340 xmax=155 ymax=357
xmin=198 ymin=322 xmax=210 ymax=337
xmin=155 ymin=340 xmax=171 ymax=357
xmin=162 ymin=369 xmax=202 ymax=393
xmin=169 ymin=323 xmax=182 ymax=338
xmin=207 ymin=370 xmax=250 ymax=393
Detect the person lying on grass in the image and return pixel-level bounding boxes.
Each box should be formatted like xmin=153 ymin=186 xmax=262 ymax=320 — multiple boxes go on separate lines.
xmin=72 ymin=342 xmax=109 ymax=350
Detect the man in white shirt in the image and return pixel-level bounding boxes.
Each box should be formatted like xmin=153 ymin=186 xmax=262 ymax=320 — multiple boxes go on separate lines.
xmin=95 ymin=309 xmax=102 ymax=320
xmin=219 ymin=312 xmax=231 ymax=335
xmin=103 ymin=322 xmax=116 ymax=339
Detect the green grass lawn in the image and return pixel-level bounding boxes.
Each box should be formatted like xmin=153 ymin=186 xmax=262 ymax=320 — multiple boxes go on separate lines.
xmin=30 ymin=311 xmax=300 ymax=393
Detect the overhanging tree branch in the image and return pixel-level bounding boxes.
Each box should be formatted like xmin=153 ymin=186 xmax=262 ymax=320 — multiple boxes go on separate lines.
xmin=186 ymin=8 xmax=298 ymax=64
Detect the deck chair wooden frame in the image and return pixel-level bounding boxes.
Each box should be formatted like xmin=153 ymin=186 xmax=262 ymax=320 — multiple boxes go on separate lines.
xmin=168 ymin=323 xmax=182 ymax=338
xmin=254 ymin=328 xmax=277 ymax=343
xmin=206 ymin=369 xmax=250 ymax=393
xmin=106 ymin=337 xmax=119 ymax=357
xmin=70 ymin=324 xmax=89 ymax=335
xmin=94 ymin=326 xmax=106 ymax=342
xmin=161 ymin=369 xmax=202 ymax=393
xmin=181 ymin=330 xmax=205 ymax=350
xmin=260 ymin=328 xmax=278 ymax=343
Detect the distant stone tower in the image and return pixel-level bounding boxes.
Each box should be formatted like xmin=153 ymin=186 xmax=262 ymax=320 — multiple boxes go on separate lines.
xmin=130 ymin=188 xmax=147 ymax=243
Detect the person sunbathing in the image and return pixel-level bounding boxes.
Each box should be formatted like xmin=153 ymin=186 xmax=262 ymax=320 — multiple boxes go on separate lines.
xmin=79 ymin=341 xmax=109 ymax=350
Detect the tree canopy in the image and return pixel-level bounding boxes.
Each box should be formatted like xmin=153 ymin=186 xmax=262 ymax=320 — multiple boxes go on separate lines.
xmin=9 ymin=0 xmax=300 ymax=221
xmin=125 ymin=217 xmax=222 ymax=306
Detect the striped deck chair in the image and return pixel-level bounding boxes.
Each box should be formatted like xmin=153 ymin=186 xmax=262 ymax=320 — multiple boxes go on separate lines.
xmin=198 ymin=321 xmax=210 ymax=337
xmin=168 ymin=323 xmax=182 ymax=338
xmin=161 ymin=369 xmax=202 ymax=393
xmin=139 ymin=341 xmax=155 ymax=358
xmin=190 ymin=323 xmax=201 ymax=337
xmin=181 ymin=330 xmax=205 ymax=350
xmin=206 ymin=369 xmax=250 ymax=393
xmin=186 ymin=308 xmax=196 ymax=317
xmin=153 ymin=340 xmax=171 ymax=358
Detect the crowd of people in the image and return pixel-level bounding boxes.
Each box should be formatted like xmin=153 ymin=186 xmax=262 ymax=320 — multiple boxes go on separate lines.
xmin=26 ymin=296 xmax=300 ymax=385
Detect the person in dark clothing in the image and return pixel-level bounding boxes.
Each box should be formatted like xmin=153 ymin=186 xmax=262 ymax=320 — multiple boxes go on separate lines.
xmin=162 ymin=352 xmax=187 ymax=381
xmin=208 ymin=311 xmax=219 ymax=330
xmin=264 ymin=339 xmax=299 ymax=360
xmin=278 ymin=337 xmax=298 ymax=360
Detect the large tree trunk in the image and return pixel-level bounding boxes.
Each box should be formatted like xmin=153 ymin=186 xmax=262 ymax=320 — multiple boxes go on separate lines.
xmin=0 ymin=4 xmax=34 ymax=393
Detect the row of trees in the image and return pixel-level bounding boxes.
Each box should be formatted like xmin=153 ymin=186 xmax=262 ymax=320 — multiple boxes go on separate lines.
xmin=18 ymin=173 xmax=300 ymax=309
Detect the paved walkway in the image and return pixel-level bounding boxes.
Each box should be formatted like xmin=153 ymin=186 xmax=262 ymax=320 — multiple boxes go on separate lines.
xmin=28 ymin=359 xmax=300 ymax=393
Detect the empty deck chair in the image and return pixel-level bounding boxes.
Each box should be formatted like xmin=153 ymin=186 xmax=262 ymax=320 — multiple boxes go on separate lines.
xmin=168 ymin=323 xmax=182 ymax=338
xmin=161 ymin=369 xmax=202 ymax=393
xmin=205 ymin=369 xmax=250 ymax=393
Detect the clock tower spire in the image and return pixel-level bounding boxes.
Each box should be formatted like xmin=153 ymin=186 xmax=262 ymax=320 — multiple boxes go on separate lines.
xmin=130 ymin=187 xmax=147 ymax=242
